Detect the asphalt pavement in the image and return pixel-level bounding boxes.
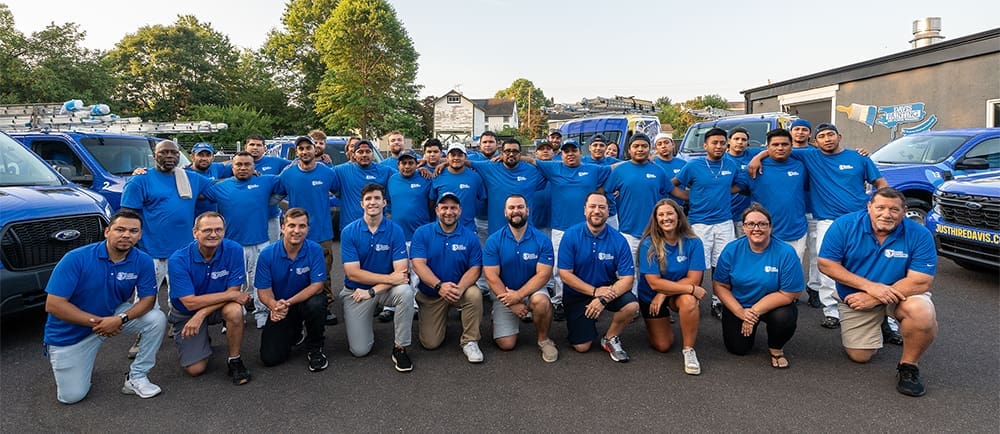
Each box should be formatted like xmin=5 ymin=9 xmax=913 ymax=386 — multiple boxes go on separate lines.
xmin=2 ymin=245 xmax=997 ymax=432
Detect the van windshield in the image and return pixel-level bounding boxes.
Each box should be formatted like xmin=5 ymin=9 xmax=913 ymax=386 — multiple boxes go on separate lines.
xmin=0 ymin=134 xmax=62 ymax=187
xmin=563 ymin=131 xmax=623 ymax=148
xmin=681 ymin=120 xmax=773 ymax=154
xmin=80 ymin=137 xmax=157 ymax=175
xmin=870 ymin=134 xmax=969 ymax=164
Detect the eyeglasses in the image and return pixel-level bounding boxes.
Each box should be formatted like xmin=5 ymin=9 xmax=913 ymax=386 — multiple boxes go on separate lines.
xmin=742 ymin=222 xmax=770 ymax=229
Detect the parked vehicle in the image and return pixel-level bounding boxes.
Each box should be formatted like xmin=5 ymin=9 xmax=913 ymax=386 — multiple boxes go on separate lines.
xmin=559 ymin=114 xmax=660 ymax=159
xmin=677 ymin=112 xmax=796 ymax=160
xmin=870 ymin=128 xmax=999 ymax=224
xmin=266 ymin=136 xmax=383 ymax=165
xmin=925 ymin=170 xmax=1000 ymax=271
xmin=0 ymin=131 xmax=111 ymax=315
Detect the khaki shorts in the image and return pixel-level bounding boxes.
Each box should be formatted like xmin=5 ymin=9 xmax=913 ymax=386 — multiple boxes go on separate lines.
xmin=837 ymin=292 xmax=933 ymax=350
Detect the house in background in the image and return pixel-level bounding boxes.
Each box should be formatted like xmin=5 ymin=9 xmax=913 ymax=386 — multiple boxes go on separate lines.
xmin=432 ymin=90 xmax=517 ymax=145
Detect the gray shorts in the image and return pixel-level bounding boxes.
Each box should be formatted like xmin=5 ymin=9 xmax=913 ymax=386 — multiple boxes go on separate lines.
xmin=168 ymin=310 xmax=224 ymax=367
xmin=490 ymin=288 xmax=551 ymax=339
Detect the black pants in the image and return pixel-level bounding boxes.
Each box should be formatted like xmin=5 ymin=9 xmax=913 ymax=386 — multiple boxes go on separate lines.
xmin=721 ymin=303 xmax=797 ymax=355
xmin=260 ymin=293 xmax=327 ymax=366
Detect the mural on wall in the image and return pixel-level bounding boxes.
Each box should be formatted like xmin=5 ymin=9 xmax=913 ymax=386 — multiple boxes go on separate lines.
xmin=836 ymin=102 xmax=938 ymax=139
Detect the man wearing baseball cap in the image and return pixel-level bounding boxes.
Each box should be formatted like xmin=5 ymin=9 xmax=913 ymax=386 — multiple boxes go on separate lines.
xmin=186 ymin=142 xmax=231 ymax=216
xmin=430 ymin=143 xmax=486 ymax=234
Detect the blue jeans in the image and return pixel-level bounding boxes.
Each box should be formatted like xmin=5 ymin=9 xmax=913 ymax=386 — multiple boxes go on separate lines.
xmin=46 ymin=302 xmax=166 ymax=404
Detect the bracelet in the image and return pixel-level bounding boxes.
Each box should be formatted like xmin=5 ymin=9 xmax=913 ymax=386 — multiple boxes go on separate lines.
xmin=690 ymin=284 xmax=695 ymax=295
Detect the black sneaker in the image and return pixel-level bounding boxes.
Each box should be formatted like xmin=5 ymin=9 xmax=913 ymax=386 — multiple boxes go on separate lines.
xmin=392 ymin=347 xmax=413 ymax=373
xmin=710 ymin=302 xmax=723 ymax=320
xmin=325 ymin=311 xmax=338 ymax=326
xmin=307 ymin=349 xmax=328 ymax=372
xmin=882 ymin=317 xmax=903 ymax=345
xmin=227 ymin=357 xmax=252 ymax=385
xmin=896 ymin=363 xmax=926 ymax=397
xmin=820 ymin=316 xmax=841 ymax=329
xmin=377 ymin=309 xmax=395 ymax=323
xmin=806 ymin=289 xmax=822 ymax=308
xmin=553 ymin=303 xmax=566 ymax=322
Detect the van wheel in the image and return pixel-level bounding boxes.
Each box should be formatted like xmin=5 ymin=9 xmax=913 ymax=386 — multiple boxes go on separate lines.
xmin=905 ymin=199 xmax=929 ymax=225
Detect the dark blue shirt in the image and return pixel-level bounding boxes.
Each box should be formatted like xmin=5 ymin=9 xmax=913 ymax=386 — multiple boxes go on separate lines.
xmin=483 ymin=225 xmax=554 ymax=291
xmin=340 ymin=217 xmax=408 ymax=290
xmin=637 ymin=236 xmax=706 ymax=304
xmin=168 ymin=239 xmax=245 ymax=316
xmin=725 ymin=151 xmax=760 ymax=221
xmin=254 ymin=239 xmax=327 ymax=300
xmin=44 ymin=242 xmax=157 ymax=346
xmin=714 ymin=237 xmax=805 ymax=307
xmin=410 ymin=222 xmax=482 ymax=297
xmin=557 ymin=222 xmax=635 ymax=297
xmin=121 ymin=169 xmax=213 ymax=258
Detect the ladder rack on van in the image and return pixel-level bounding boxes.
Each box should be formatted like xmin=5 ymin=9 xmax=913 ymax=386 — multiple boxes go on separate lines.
xmin=0 ymin=101 xmax=227 ymax=135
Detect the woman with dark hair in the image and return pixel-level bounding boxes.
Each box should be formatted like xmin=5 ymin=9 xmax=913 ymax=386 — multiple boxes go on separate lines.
xmin=637 ymin=199 xmax=707 ymax=375
xmin=713 ymin=203 xmax=804 ymax=368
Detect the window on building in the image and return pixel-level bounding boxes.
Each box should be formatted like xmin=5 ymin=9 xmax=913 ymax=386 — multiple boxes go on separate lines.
xmin=503 ymin=116 xmax=510 ymax=123
xmin=987 ymin=99 xmax=1000 ymax=128
xmin=447 ymin=96 xmax=460 ymax=104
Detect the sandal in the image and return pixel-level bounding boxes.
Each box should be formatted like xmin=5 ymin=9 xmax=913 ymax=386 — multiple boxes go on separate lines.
xmin=770 ymin=352 xmax=790 ymax=369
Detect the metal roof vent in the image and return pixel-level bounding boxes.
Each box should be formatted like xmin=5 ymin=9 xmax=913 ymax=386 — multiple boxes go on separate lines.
xmin=911 ymin=17 xmax=945 ymax=48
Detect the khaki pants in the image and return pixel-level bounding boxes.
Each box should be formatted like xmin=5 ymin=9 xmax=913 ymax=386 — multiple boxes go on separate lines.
xmin=415 ymin=287 xmax=482 ymax=349
xmin=319 ymin=240 xmax=335 ymax=307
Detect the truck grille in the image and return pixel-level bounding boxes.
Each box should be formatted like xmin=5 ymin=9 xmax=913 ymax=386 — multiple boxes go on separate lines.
xmin=938 ymin=237 xmax=1000 ymax=265
xmin=1 ymin=215 xmax=106 ymax=271
xmin=936 ymin=191 xmax=1000 ymax=231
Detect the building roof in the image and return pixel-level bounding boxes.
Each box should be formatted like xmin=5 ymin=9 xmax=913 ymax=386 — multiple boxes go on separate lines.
xmin=471 ymin=98 xmax=516 ymax=117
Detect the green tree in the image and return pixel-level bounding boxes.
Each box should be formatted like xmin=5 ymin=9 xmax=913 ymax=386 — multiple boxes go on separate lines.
xmin=262 ymin=0 xmax=339 ymax=131
xmin=313 ymin=0 xmax=420 ymax=139
xmin=683 ymin=94 xmax=729 ymax=110
xmin=0 ymin=5 xmax=112 ymax=104
xmin=230 ymin=49 xmax=298 ymax=135
xmin=104 ymin=15 xmax=241 ymax=120
xmin=495 ymin=78 xmax=550 ymax=139
xmin=178 ymin=103 xmax=277 ymax=150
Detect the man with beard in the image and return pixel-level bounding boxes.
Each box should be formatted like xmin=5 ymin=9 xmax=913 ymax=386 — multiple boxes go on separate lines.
xmin=332 ymin=140 xmax=394 ymax=233
xmin=558 ymin=193 xmax=639 ymax=362
xmin=43 ymin=210 xmax=167 ymax=403
xmin=469 ymin=139 xmax=547 ymax=236
xmin=308 ymin=129 xmax=334 ymax=166
xmin=467 ymin=132 xmax=499 ymax=243
xmin=203 ymin=152 xmax=282 ymax=328
xmin=410 ymin=193 xmax=485 ymax=363
xmin=167 ymin=212 xmax=251 ymax=384
xmin=276 ymin=136 xmax=340 ymax=325
xmin=381 ymin=130 xmax=418 ymax=171
xmin=483 ymin=195 xmax=558 ymax=362
xmin=243 ymin=134 xmax=290 ymax=242
xmin=818 ymin=188 xmax=937 ymax=397
xmin=430 ymin=143 xmax=486 ymax=234
xmin=255 ymin=208 xmax=330 ymax=371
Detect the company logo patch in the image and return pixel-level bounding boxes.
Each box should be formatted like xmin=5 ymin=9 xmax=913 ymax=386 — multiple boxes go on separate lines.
xmin=116 ymin=272 xmax=138 ymax=281
xmin=676 ymin=255 xmax=687 ymax=263
xmin=838 ymin=164 xmax=855 ymax=171
xmin=578 ymin=171 xmax=590 ymax=176
xmin=451 ymin=244 xmax=467 ymax=251
xmin=764 ymin=266 xmax=779 ymax=273
xmin=522 ymin=252 xmax=538 ymax=261
xmin=720 ymin=170 xmax=732 ymax=176
xmin=597 ymin=252 xmax=614 ymax=261
xmin=247 ymin=184 xmax=260 ymax=190
xmin=295 ymin=266 xmax=311 ymax=275
xmin=516 ymin=176 xmax=527 ymax=182
xmin=884 ymin=249 xmax=909 ymax=259
xmin=365 ymin=175 xmax=376 ymax=180
xmin=311 ymin=180 xmax=323 ymax=186
xmin=375 ymin=244 xmax=390 ymax=252
xmin=210 ymin=269 xmax=230 ymax=279
xmin=459 ymin=183 xmax=470 ymax=189
xmin=786 ymin=171 xmax=800 ymax=177
xmin=645 ymin=173 xmax=657 ymax=179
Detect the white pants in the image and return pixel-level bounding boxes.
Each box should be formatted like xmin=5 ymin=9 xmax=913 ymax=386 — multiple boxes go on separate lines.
xmin=622 ymin=232 xmax=642 ymax=296
xmin=692 ymin=221 xmax=735 ymax=269
xmin=550 ymin=229 xmax=566 ymax=304
xmin=243 ymin=242 xmax=270 ymax=326
xmin=267 ymin=216 xmax=280 ymax=243
xmin=151 ymin=258 xmax=169 ymax=310
xmin=783 ymin=234 xmax=808 ymax=264
xmin=805 ymin=215 xmax=822 ymax=292
xmin=475 ymin=218 xmax=490 ymax=295
xmin=815 ymin=219 xmax=839 ymax=318
xmin=607 ymin=215 xmax=619 ymax=230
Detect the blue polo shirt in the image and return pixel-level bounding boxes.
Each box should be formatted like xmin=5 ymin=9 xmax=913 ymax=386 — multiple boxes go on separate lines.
xmin=674 ymin=157 xmax=739 ymax=225
xmin=467 ymin=151 xmax=498 ymax=162
xmin=582 ymin=155 xmax=619 ymax=165
xmin=387 ymin=172 xmax=434 ymax=240
xmin=714 ymin=237 xmax=805 ymax=307
xmin=410 ymin=222 xmax=482 ymax=297
xmin=465 ymin=152 xmax=495 ymax=219
xmin=726 ymin=151 xmax=760 ymax=221
xmin=253 ymin=155 xmax=291 ymax=218
xmin=483 ymin=225 xmax=554 ymax=290
xmin=254 ymin=239 xmax=327 ymax=300
xmin=557 ymin=222 xmax=635 ymax=298
xmin=186 ymin=163 xmax=231 ymax=217
xmin=203 ymin=175 xmax=280 ymax=246
xmin=790 ymin=147 xmax=882 ymax=220
xmin=818 ymin=210 xmax=937 ymax=300
xmin=168 ymin=239 xmax=245 ymax=316
xmin=430 ymin=168 xmax=486 ymax=233
xmin=44 ymin=242 xmax=157 ymax=347
xmin=121 ymin=169 xmax=213 ymax=258
xmin=340 ymin=217 xmax=408 ymax=289
xmin=469 ymin=161 xmax=547 ymax=235
xmin=637 ymin=236 xmax=706 ymax=304
xmin=605 ymin=161 xmax=670 ymax=237
xmin=535 ymin=161 xmax=611 ymax=231
xmin=276 ymin=163 xmax=339 ymax=243
xmin=652 ymin=157 xmax=688 ymax=207
xmin=531 ymin=177 xmax=552 ymax=230
xmin=736 ymin=158 xmax=808 ymax=241
xmin=333 ymin=162 xmax=394 ymax=231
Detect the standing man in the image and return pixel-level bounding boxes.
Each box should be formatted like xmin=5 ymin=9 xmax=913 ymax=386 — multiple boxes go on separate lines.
xmin=651 ymin=133 xmax=687 ymax=208
xmin=204 ymin=151 xmax=281 ymax=328
xmin=381 ymin=130 xmax=415 ymax=170
xmin=381 ymin=151 xmax=434 ymax=322
xmin=255 ymin=208 xmax=330 ymax=371
xmin=332 ymin=140 xmax=395 ymax=232
xmin=484 ymin=194 xmax=558 ymax=362
xmin=430 ymin=143 xmax=486 ymax=234
xmin=276 ymin=136 xmax=340 ymax=326
xmin=308 ymin=129 xmax=334 ymax=166
xmin=410 ymin=193 xmax=485 ymax=363
xmin=605 ymin=133 xmax=671 ymax=293
xmin=818 ymin=188 xmax=937 ymax=396
xmin=340 ymin=184 xmax=416 ymax=371
xmin=749 ymin=122 xmax=887 ymax=329
xmin=167 ymin=212 xmax=252 ymax=384
xmin=43 ymin=210 xmax=166 ymax=404
xmin=469 ymin=138 xmax=547 ymax=237
xmin=788 ymin=119 xmax=823 ymax=309
xmin=185 ymin=141 xmax=230 ymax=216
xmin=421 ymin=139 xmax=444 ymax=169
xmin=530 ymin=140 xmax=556 ymax=234
xmin=582 ymin=134 xmax=619 ymax=165
xmin=467 ymin=132 xmax=499 ymax=242
xmin=724 ymin=128 xmax=760 ymax=236
xmin=244 ymin=134 xmax=290 ymax=242
xmin=558 ymin=193 xmax=639 ymax=362
xmin=672 ymin=128 xmax=742 ymax=319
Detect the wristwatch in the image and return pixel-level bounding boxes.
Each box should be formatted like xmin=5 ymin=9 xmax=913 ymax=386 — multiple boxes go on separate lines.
xmin=118 ymin=312 xmax=130 ymax=325
xmin=367 ymin=287 xmax=376 ymax=298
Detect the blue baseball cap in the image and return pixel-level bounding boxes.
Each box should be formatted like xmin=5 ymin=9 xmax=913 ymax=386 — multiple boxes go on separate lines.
xmin=191 ymin=142 xmax=215 ymax=154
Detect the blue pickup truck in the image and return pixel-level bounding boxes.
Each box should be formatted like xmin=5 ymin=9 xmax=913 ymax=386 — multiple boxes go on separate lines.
xmin=925 ymin=170 xmax=1000 ymax=271
xmin=870 ymin=128 xmax=999 ymax=224
xmin=0 ymin=132 xmax=111 ymax=315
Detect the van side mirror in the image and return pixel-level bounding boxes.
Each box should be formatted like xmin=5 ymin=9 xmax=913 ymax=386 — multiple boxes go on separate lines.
xmin=954 ymin=158 xmax=989 ymax=170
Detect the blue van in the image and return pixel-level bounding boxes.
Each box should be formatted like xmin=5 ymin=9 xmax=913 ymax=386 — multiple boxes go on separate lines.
xmin=677 ymin=112 xmax=796 ymax=161
xmin=870 ymin=128 xmax=999 ymax=223
xmin=559 ymin=114 xmax=661 ymax=159
xmin=0 ymin=132 xmax=111 ymax=315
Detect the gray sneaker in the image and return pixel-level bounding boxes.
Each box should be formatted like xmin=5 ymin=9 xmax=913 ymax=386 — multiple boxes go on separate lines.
xmin=600 ymin=335 xmax=629 ymax=362
xmin=121 ymin=374 xmax=162 ymax=398
xmin=682 ymin=347 xmax=701 ymax=375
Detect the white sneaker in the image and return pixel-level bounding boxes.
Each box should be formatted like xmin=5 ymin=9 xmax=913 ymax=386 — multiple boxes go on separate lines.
xmin=121 ymin=375 xmax=162 ymax=398
xmin=462 ymin=341 xmax=484 ymax=363
xmin=682 ymin=347 xmax=701 ymax=375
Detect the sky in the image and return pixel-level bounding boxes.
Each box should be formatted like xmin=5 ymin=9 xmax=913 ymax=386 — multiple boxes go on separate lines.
xmin=5 ymin=0 xmax=998 ymax=104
